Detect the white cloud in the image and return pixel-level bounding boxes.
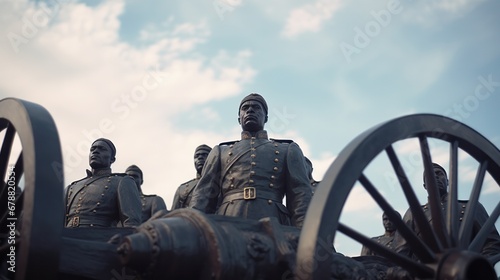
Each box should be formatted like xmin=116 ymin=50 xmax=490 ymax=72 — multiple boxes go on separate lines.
xmin=139 ymin=16 xmax=210 ymax=48
xmin=310 ymin=152 xmax=337 ymax=182
xmin=483 ymin=177 xmax=500 ymax=195
xmin=343 ymin=184 xmax=378 ymax=213
xmin=0 ymin=0 xmax=255 ymax=206
xmin=282 ymin=0 xmax=342 ymax=38
xmin=402 ymin=0 xmax=486 ymax=26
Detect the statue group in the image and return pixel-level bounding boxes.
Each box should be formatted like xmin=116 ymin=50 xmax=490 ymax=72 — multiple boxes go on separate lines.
xmin=1 ymin=95 xmax=499 ymax=280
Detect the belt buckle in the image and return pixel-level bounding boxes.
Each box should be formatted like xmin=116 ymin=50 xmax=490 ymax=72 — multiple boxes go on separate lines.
xmin=72 ymin=216 xmax=80 ymax=227
xmin=243 ymin=187 xmax=256 ymax=200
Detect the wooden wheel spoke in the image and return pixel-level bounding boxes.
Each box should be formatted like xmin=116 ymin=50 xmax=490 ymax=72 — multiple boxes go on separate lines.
xmin=386 ymin=145 xmax=442 ymax=254
xmin=420 ymin=135 xmax=450 ymax=249
xmin=468 ymin=201 xmax=500 ymax=253
xmin=459 ymin=161 xmax=487 ymax=250
xmin=338 ymin=223 xmax=434 ymax=278
xmin=447 ymin=141 xmax=459 ymax=246
xmin=13 ymin=152 xmax=23 ymax=186
xmin=359 ymin=174 xmax=436 ymax=262
xmin=0 ymin=183 xmax=6 ymax=214
xmin=0 ymin=124 xmax=15 ymax=184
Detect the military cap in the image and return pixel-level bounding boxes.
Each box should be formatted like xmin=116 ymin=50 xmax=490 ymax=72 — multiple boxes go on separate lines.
xmin=195 ymin=144 xmax=212 ymax=154
xmin=92 ymin=138 xmax=116 ymax=158
xmin=126 ymin=164 xmax=143 ymax=178
xmin=239 ymin=93 xmax=268 ymax=115
xmin=423 ymin=163 xmax=448 ymax=181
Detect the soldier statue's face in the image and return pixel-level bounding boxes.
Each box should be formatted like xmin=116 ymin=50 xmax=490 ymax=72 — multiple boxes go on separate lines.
xmin=126 ymin=170 xmax=143 ymax=189
xmin=238 ymin=100 xmax=267 ymax=132
xmin=382 ymin=213 xmax=396 ymax=232
xmin=89 ymin=140 xmax=115 ymax=169
xmin=194 ymin=150 xmax=210 ymax=175
xmin=423 ymin=166 xmax=448 ymax=197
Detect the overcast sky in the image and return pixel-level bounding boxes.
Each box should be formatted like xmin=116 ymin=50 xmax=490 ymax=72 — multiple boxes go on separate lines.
xmin=1 ymin=0 xmax=499 ymax=261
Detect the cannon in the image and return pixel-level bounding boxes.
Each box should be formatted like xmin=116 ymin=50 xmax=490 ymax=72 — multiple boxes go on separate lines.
xmin=0 ymin=97 xmax=499 ymax=279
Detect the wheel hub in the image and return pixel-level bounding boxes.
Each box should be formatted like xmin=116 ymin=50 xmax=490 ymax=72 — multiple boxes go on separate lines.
xmin=437 ymin=250 xmax=496 ymax=280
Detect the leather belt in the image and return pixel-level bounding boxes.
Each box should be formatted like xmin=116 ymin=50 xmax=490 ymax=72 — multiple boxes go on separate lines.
xmin=222 ymin=187 xmax=282 ymax=204
xmin=67 ymin=216 xmax=112 ymax=227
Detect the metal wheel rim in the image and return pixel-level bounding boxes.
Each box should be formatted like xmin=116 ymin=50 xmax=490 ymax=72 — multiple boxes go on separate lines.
xmin=0 ymin=98 xmax=63 ymax=280
xmin=295 ymin=113 xmax=500 ymax=280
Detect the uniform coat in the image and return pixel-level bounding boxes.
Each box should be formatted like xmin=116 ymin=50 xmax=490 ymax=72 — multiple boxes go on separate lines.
xmin=394 ymin=196 xmax=500 ymax=258
xmin=189 ymin=130 xmax=312 ymax=228
xmin=360 ymin=233 xmax=396 ymax=256
xmin=172 ymin=176 xmax=200 ymax=210
xmin=140 ymin=194 xmax=167 ymax=222
xmin=65 ymin=168 xmax=142 ymax=227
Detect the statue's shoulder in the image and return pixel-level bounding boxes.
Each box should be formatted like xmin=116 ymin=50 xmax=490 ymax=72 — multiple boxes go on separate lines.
xmin=219 ymin=140 xmax=238 ymax=146
xmin=68 ymin=176 xmax=87 ymax=186
xmin=270 ymin=138 xmax=294 ymax=144
xmin=180 ymin=178 xmax=197 ymax=186
xmin=109 ymin=173 xmax=135 ymax=184
xmin=371 ymin=235 xmax=384 ymax=241
xmin=110 ymin=172 xmax=130 ymax=178
xmin=457 ymin=199 xmax=469 ymax=206
xmin=270 ymin=139 xmax=296 ymax=151
xmin=218 ymin=141 xmax=239 ymax=153
xmin=68 ymin=170 xmax=92 ymax=185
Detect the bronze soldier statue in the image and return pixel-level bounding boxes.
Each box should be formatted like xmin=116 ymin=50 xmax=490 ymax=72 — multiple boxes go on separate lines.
xmin=171 ymin=144 xmax=212 ymax=210
xmin=394 ymin=163 xmax=500 ymax=258
xmin=64 ymin=138 xmax=142 ymax=227
xmin=304 ymin=157 xmax=320 ymax=194
xmin=125 ymin=165 xmax=167 ymax=222
xmin=189 ymin=93 xmax=312 ymax=228
xmin=360 ymin=211 xmax=401 ymax=256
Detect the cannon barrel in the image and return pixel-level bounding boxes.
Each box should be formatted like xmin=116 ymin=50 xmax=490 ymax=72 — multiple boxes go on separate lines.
xmin=117 ymin=209 xmax=301 ymax=280
xmin=436 ymin=250 xmax=496 ymax=280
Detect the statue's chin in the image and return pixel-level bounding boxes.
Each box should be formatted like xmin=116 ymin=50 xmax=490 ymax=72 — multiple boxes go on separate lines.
xmin=242 ymin=122 xmax=262 ymax=132
xmin=89 ymin=162 xmax=107 ymax=170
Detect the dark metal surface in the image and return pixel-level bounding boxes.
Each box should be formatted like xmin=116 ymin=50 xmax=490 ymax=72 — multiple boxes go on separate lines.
xmin=0 ymin=98 xmax=64 ymax=280
xmin=295 ymin=113 xmax=500 ymax=280
xmin=118 ymin=208 xmax=302 ymax=280
xmin=59 ymin=227 xmax=135 ymax=280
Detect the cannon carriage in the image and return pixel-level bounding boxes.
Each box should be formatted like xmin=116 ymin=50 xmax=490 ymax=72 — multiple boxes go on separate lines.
xmin=0 ymin=97 xmax=499 ymax=280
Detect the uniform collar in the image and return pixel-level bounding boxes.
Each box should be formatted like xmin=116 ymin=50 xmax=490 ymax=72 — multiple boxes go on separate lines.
xmin=241 ymin=130 xmax=268 ymax=140
xmin=428 ymin=193 xmax=448 ymax=202
xmin=86 ymin=167 xmax=112 ymax=177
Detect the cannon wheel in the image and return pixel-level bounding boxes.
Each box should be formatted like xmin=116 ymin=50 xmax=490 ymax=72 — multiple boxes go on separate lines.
xmin=0 ymin=98 xmax=63 ymax=280
xmin=296 ymin=114 xmax=500 ymax=280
